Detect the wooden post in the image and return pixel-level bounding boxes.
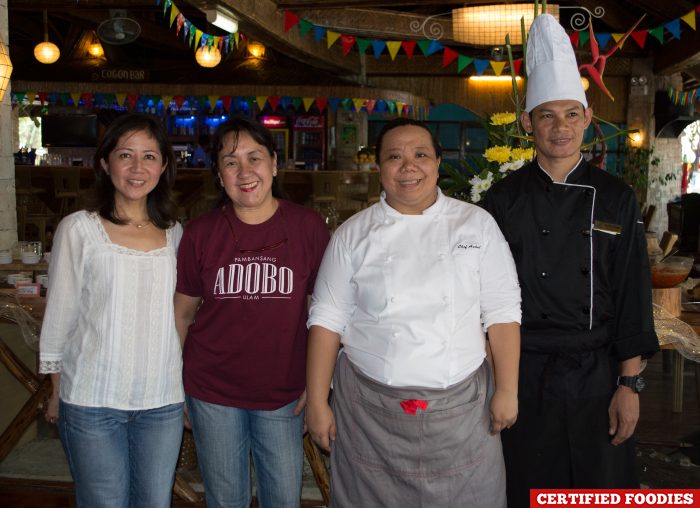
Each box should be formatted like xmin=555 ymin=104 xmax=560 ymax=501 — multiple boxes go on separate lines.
xmin=303 ymin=434 xmax=330 ymax=506
xmin=0 ymin=337 xmax=39 ymax=392
xmin=172 ymin=472 xmax=201 ymax=503
xmin=672 ymin=351 xmax=685 ymax=413
xmin=652 ymin=287 xmax=681 ymax=318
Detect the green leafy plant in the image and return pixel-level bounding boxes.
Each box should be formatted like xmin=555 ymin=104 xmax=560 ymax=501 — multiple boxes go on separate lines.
xmin=618 ymin=145 xmax=673 ymax=199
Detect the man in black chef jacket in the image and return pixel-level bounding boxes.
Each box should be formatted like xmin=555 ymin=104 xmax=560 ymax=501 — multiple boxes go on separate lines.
xmin=483 ymin=14 xmax=659 ymax=507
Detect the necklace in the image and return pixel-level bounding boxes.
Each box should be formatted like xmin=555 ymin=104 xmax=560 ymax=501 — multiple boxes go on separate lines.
xmin=127 ymin=220 xmax=151 ymax=229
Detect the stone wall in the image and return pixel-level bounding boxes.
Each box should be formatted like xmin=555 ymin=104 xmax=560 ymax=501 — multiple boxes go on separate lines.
xmin=0 ymin=0 xmax=16 ymax=252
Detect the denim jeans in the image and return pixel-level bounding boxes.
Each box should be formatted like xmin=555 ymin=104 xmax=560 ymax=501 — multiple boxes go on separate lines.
xmin=186 ymin=395 xmax=304 ymax=508
xmin=58 ymin=399 xmax=184 ymax=508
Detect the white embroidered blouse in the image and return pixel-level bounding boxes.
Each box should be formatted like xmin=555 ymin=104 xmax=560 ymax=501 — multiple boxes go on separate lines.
xmin=39 ymin=211 xmax=185 ymax=410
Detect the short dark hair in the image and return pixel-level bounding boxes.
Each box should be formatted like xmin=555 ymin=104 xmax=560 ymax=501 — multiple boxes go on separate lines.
xmin=374 ymin=118 xmax=442 ymax=163
xmin=198 ymin=134 xmax=211 ymax=147
xmin=88 ymin=113 xmax=178 ymax=229
xmin=210 ymin=116 xmax=288 ymax=207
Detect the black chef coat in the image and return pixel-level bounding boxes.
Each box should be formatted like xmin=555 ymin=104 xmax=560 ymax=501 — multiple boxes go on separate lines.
xmin=483 ymin=157 xmax=659 ymax=506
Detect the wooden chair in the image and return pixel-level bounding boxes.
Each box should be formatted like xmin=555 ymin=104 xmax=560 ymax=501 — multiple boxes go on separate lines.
xmin=643 ymin=204 xmax=657 ymax=232
xmin=51 ymin=168 xmax=81 ymax=215
xmin=310 ymin=173 xmax=340 ymax=209
xmin=15 ymin=167 xmax=45 ymax=207
xmin=351 ymin=172 xmax=382 ymax=209
xmin=659 ymin=231 xmax=679 ymax=256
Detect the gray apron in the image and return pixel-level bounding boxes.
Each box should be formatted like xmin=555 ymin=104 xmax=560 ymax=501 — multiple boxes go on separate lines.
xmin=329 ymin=353 xmax=507 ymax=508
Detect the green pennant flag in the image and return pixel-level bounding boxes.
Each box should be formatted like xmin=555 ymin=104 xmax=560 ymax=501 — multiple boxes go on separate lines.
xmin=417 ymin=40 xmax=431 ymax=57
xmin=12 ymin=91 xmax=25 ymax=103
xmin=164 ymin=0 xmax=172 ymax=16
xmin=299 ymin=19 xmax=314 ymax=38
xmin=244 ymin=96 xmax=255 ymax=110
xmin=197 ymin=95 xmax=208 ymax=111
xmin=104 ymin=93 xmax=116 ymax=105
xmin=458 ymin=55 xmax=474 ymax=73
xmin=189 ymin=28 xmax=196 ymax=47
xmin=207 ymin=36 xmax=214 ymax=51
xmin=387 ymin=101 xmax=396 ymax=114
xmin=150 ymin=95 xmax=162 ymax=106
xmin=357 ymin=38 xmax=372 ymax=55
xmin=59 ymin=93 xmax=71 ymax=105
xmin=341 ymin=98 xmax=353 ymax=112
xmin=649 ymin=26 xmax=664 ymax=44
xmin=292 ymin=97 xmax=303 ymax=111
xmin=579 ymin=31 xmax=590 ymax=47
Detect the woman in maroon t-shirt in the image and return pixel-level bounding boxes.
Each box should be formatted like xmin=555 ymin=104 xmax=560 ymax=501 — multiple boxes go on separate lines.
xmin=174 ymin=117 xmax=329 ymax=508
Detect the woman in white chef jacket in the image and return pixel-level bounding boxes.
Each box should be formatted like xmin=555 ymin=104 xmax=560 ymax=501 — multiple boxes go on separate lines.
xmin=306 ymin=118 xmax=522 ymax=508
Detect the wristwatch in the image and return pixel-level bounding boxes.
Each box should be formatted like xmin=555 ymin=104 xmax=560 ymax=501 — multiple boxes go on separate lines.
xmin=617 ymin=375 xmax=644 ymax=393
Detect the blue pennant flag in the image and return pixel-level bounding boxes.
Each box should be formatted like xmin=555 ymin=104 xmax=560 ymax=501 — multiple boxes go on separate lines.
xmin=93 ymin=93 xmax=105 ymax=107
xmin=376 ymin=100 xmax=387 ymax=113
xmin=596 ymin=33 xmax=612 ymax=49
xmin=186 ymin=96 xmax=197 ymax=109
xmin=328 ymin=98 xmax=341 ymax=112
xmin=48 ymin=92 xmax=60 ymax=106
xmin=426 ymin=40 xmax=444 ymax=55
xmin=372 ymin=40 xmax=387 ymax=59
xmin=200 ymin=33 xmax=208 ymax=48
xmin=665 ymin=19 xmax=681 ymax=40
xmin=280 ymin=96 xmax=293 ymax=110
xmin=223 ymin=36 xmax=229 ymax=54
xmin=139 ymin=95 xmax=150 ymax=107
xmin=314 ymin=26 xmax=327 ymax=43
xmin=230 ymin=96 xmax=243 ymax=111
xmin=473 ymin=59 xmax=490 ymax=76
xmin=183 ymin=20 xmax=191 ymax=40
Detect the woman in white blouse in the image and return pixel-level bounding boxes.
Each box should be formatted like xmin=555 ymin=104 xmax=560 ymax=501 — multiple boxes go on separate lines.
xmin=306 ymin=118 xmax=522 ymax=507
xmin=40 ymin=114 xmax=184 ymax=508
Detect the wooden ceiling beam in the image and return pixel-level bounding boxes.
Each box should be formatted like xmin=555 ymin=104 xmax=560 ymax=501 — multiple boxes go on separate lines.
xmin=655 ymin=22 xmax=700 ymax=75
xmin=574 ymin=0 xmax=647 ymax=32
xmin=624 ymin=0 xmax=695 ymax=23
xmin=277 ymin=0 xmax=470 ymax=8
xmin=186 ymin=0 xmax=361 ymax=75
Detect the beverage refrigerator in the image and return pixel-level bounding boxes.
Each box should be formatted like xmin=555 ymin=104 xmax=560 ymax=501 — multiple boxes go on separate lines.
xmin=292 ymin=115 xmax=325 ymax=170
xmin=259 ymin=116 xmax=289 ymax=169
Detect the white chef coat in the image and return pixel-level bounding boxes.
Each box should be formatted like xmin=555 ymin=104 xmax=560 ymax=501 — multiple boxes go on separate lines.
xmin=308 ymin=187 xmax=522 ymax=388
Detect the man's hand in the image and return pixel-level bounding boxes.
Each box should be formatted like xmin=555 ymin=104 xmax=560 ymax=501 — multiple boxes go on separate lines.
xmin=608 ymin=385 xmax=639 ymax=446
xmin=306 ymin=402 xmax=336 ymax=452
xmin=489 ymin=388 xmax=518 ymax=435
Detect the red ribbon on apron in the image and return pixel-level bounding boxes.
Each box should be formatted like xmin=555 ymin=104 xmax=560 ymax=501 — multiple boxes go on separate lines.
xmin=400 ymin=399 xmax=429 ymax=415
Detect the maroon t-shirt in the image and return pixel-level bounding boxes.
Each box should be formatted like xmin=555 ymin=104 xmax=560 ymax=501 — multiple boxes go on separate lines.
xmin=176 ymin=199 xmax=330 ymax=410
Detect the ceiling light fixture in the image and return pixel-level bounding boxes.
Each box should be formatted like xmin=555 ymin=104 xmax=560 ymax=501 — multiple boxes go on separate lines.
xmin=0 ymin=32 xmax=12 ymax=104
xmin=581 ymin=77 xmax=590 ymax=91
xmin=470 ymin=76 xmax=522 ymax=82
xmin=90 ymin=43 xmax=104 ymax=57
xmin=34 ymin=10 xmax=60 ymax=64
xmin=195 ymin=46 xmax=221 ymax=68
xmin=247 ymin=41 xmax=265 ymax=58
xmin=453 ymin=4 xmax=560 ymax=46
xmin=206 ymin=8 xmax=239 ymax=34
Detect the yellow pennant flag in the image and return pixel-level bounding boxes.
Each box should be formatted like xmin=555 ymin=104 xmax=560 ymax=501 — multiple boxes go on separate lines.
xmin=396 ymin=102 xmax=404 ymax=115
xmin=303 ymin=98 xmax=315 ymax=111
xmin=115 ymin=93 xmax=127 ymax=108
xmin=611 ymin=33 xmax=625 ymax=48
xmin=194 ymin=30 xmax=203 ymax=52
xmin=682 ymin=10 xmax=696 ymax=30
xmin=327 ymin=31 xmax=341 ymax=48
xmin=234 ymin=32 xmax=240 ymax=48
xmin=386 ymin=41 xmax=402 ymax=61
xmin=256 ymin=96 xmax=268 ymax=110
xmin=170 ymin=4 xmax=179 ymax=27
xmin=213 ymin=36 xmax=220 ymax=50
xmin=491 ymin=61 xmax=507 ymax=77
xmin=25 ymin=92 xmax=37 ymax=105
xmin=352 ymin=98 xmax=365 ymax=111
xmin=208 ymin=96 xmax=220 ymax=108
xmin=70 ymin=92 xmax=81 ymax=107
xmin=161 ymin=95 xmax=173 ymax=109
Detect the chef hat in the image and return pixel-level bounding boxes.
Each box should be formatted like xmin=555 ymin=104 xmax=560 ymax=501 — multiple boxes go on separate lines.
xmin=525 ymin=14 xmax=588 ymax=113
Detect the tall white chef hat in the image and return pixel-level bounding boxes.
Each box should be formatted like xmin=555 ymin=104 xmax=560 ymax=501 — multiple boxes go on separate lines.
xmin=525 ymin=14 xmax=588 ymax=113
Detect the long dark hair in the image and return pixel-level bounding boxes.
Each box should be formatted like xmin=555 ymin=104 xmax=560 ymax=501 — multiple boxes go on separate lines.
xmin=210 ymin=116 xmax=289 ymax=208
xmin=88 ymin=113 xmax=178 ymax=229
xmin=374 ymin=117 xmax=442 ymax=163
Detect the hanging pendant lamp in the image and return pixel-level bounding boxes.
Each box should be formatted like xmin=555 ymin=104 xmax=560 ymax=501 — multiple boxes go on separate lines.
xmin=34 ymin=10 xmax=60 ymax=64
xmin=0 ymin=32 xmax=12 ymax=104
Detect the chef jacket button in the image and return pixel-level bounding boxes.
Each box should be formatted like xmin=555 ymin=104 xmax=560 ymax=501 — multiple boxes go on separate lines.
xmin=384 ymin=219 xmax=390 ymax=224
xmin=386 ymin=255 xmax=393 ymax=261
xmin=542 ymin=229 xmax=549 ymax=236
xmin=393 ymin=331 xmax=399 ymax=337
xmin=435 ymin=214 xmax=442 ymax=221
xmin=444 ymin=296 xmax=451 ymax=303
xmin=581 ymin=268 xmax=590 ymax=275
xmin=439 ymin=254 xmax=445 ymax=260
xmin=583 ymin=229 xmax=591 ymax=236
xmin=546 ymin=186 xmax=552 ymax=192
xmin=391 ymin=297 xmax=396 ymax=303
xmin=541 ymin=313 xmax=548 ymax=319
xmin=387 ymin=380 xmax=392 ymax=386
xmin=583 ymin=307 xmax=590 ymax=314
xmin=541 ymin=272 xmax=547 ymax=278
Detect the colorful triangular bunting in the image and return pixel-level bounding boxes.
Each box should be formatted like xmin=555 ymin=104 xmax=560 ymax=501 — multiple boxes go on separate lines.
xmin=284 ymin=11 xmax=301 ymax=33
xmin=416 ymin=40 xmax=431 ymax=57
xmin=443 ymin=47 xmax=459 ymax=67
xmin=292 ymin=97 xmax=303 ymax=111
xmin=473 ymin=59 xmax=490 ymax=76
xmin=357 ymin=38 xmax=372 ymax=55
xmin=596 ymin=33 xmax=612 ymax=49
xmin=268 ymin=96 xmax=281 ymax=111
xmin=327 ymin=31 xmax=341 ymax=48
xmin=569 ymin=32 xmax=580 ymax=46
xmin=579 ymin=31 xmax=590 ymax=47
xmin=315 ymin=97 xmax=328 ymax=113
xmin=512 ymin=58 xmax=522 ymax=76
xmin=402 ymin=41 xmax=416 ymax=59
xmin=426 ymin=40 xmax=444 ymax=56
xmin=352 ymin=98 xmax=365 ymax=111
xmin=491 ymin=61 xmax=507 ymax=77
xmin=386 ymin=41 xmax=401 ymax=60
xmin=365 ymin=99 xmax=376 ymax=112
xmin=631 ymin=30 xmax=648 ymax=49
xmin=303 ymin=97 xmax=315 ymax=111
xmin=681 ymin=10 xmax=696 ymax=30
xmin=458 ymin=55 xmax=473 ymax=73
xmin=611 ymin=33 xmax=625 ymax=49
xmin=665 ymin=19 xmax=681 ymax=40
xmin=372 ymin=40 xmax=387 ymax=58
xmin=648 ymin=26 xmax=664 ymax=44
xmin=341 ymin=35 xmax=356 ymax=55
xmin=299 ymin=19 xmax=314 ymax=38
xmin=314 ymin=25 xmax=327 ymax=43
xmin=328 ymin=98 xmax=341 ymax=112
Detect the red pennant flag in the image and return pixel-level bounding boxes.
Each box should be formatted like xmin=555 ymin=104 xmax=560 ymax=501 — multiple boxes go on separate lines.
xmin=176 ymin=13 xmax=185 ymax=36
xmin=569 ymin=31 xmax=580 ymax=46
xmin=82 ymin=93 xmax=94 ymax=108
xmin=365 ymin=99 xmax=376 ymax=112
xmin=284 ymin=11 xmax=301 ymax=33
xmin=126 ymin=94 xmax=139 ymax=109
xmin=315 ymin=97 xmax=328 ymax=113
xmin=443 ymin=47 xmax=459 ymax=67
xmin=340 ymin=35 xmax=357 ymax=56
xmin=173 ymin=96 xmax=185 ymax=110
xmin=218 ymin=36 xmax=225 ymax=54
xmin=220 ymin=95 xmax=233 ymax=112
xmin=37 ymin=92 xmax=49 ymax=106
xmin=512 ymin=58 xmax=523 ymax=76
xmin=401 ymin=40 xmax=417 ymax=59
xmin=697 ymin=5 xmax=700 ymax=12
xmin=268 ymin=96 xmax=281 ymax=111
xmin=630 ymin=30 xmax=648 ymax=49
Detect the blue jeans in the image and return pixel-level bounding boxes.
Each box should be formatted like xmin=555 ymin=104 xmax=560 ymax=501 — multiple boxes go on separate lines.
xmin=58 ymin=399 xmax=184 ymax=508
xmin=186 ymin=395 xmax=304 ymax=508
